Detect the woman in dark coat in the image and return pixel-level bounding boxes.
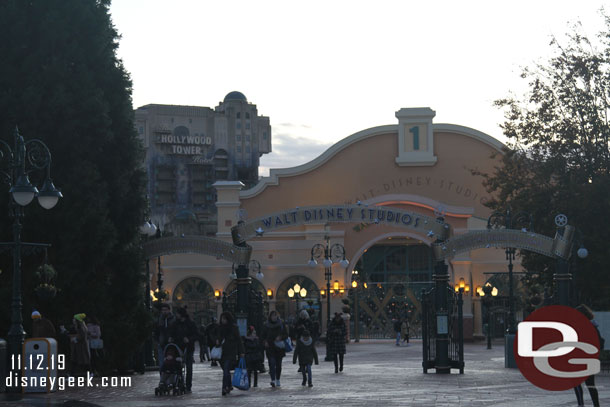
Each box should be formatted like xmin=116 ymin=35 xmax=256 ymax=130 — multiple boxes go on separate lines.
xmin=260 ymin=310 xmax=289 ymax=387
xmin=327 ymin=313 xmax=347 ymax=373
xmin=216 ymin=312 xmax=245 ymax=396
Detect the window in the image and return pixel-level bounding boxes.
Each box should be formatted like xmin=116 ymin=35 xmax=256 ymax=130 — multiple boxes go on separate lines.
xmin=246 ymin=146 xmax=250 ymax=153
xmin=236 ymin=121 xmax=241 ymax=129
xmin=245 ymin=122 xmax=250 ymax=130
xmin=237 ymin=146 xmax=241 ymax=152
xmin=236 ymin=135 xmax=241 ymax=141
xmin=246 ymin=135 xmax=250 ymax=141
xmin=245 ymin=112 xmax=250 ymax=119
xmin=189 ymin=118 xmax=192 ymax=124
xmin=138 ymin=126 xmax=144 ymax=134
xmin=236 ymin=112 xmax=241 ymax=119
xmin=263 ymin=132 xmax=268 ymax=139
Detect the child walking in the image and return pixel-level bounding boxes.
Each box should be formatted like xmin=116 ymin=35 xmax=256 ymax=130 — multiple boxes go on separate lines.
xmin=292 ymin=329 xmax=318 ymax=387
xmin=244 ymin=326 xmax=264 ymax=388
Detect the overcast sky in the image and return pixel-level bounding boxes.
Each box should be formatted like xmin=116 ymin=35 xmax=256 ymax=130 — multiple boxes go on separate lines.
xmin=109 ymin=1 xmax=607 ymax=176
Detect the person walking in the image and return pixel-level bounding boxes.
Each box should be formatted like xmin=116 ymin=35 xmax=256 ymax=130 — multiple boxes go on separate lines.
xmin=168 ymin=307 xmax=197 ymax=393
xmin=198 ymin=322 xmax=208 ymax=362
xmin=154 ymin=303 xmax=175 ymax=366
xmin=31 ymin=310 xmax=56 ymax=338
xmin=244 ymin=325 xmax=264 ymax=388
xmin=293 ymin=329 xmax=319 ymax=387
xmin=327 ymin=313 xmax=347 ymax=373
xmin=393 ymin=318 xmax=402 ymax=346
xmin=216 ymin=312 xmax=245 ymax=396
xmin=292 ymin=310 xmax=313 ymax=341
xmin=70 ymin=313 xmax=90 ymax=377
xmin=261 ymin=310 xmax=289 ymax=387
xmin=574 ymin=304 xmax=604 ymax=407
xmin=401 ymin=318 xmax=409 ymax=346
xmin=86 ymin=316 xmax=103 ymax=375
xmin=206 ymin=317 xmax=220 ymax=367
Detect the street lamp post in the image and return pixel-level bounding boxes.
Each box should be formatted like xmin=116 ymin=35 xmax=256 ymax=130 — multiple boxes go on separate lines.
xmin=140 ymin=221 xmax=157 ymax=367
xmin=0 ymin=127 xmax=62 ymax=391
xmin=487 ymin=207 xmax=531 ymax=368
xmin=479 ymin=282 xmax=498 ymax=349
xmin=308 ymin=233 xmax=349 ymax=362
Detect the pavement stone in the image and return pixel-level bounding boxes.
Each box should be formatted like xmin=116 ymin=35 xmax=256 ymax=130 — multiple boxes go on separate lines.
xmin=2 ymin=339 xmax=608 ymax=406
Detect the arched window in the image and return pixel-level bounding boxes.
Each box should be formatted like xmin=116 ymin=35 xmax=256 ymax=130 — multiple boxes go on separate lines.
xmin=276 ymin=275 xmax=321 ymax=324
xmin=172 ymin=277 xmax=217 ymax=326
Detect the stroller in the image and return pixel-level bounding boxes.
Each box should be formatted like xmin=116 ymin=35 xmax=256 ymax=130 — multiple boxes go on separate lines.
xmin=154 ymin=343 xmax=186 ymax=396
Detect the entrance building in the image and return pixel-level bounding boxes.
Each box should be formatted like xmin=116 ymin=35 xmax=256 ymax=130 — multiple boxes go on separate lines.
xmin=151 ymin=107 xmax=523 ymax=340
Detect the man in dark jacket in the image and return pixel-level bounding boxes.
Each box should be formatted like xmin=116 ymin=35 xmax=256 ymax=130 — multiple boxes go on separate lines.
xmin=154 ymin=304 xmax=176 ymax=365
xmin=261 ymin=310 xmax=289 ymax=387
xmin=206 ymin=317 xmax=220 ymax=366
xmin=169 ymin=307 xmax=198 ymax=393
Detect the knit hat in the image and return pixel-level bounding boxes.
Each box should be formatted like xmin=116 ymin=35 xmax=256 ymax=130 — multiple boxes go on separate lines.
xmin=74 ymin=313 xmax=86 ymax=322
xmin=31 ymin=311 xmax=41 ymax=319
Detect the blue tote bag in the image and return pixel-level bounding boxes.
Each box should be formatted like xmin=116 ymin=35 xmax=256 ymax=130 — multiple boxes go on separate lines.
xmin=232 ymin=358 xmax=250 ymax=390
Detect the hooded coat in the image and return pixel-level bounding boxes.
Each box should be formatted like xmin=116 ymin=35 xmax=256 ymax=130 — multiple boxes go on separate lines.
xmin=293 ymin=336 xmax=319 ymax=366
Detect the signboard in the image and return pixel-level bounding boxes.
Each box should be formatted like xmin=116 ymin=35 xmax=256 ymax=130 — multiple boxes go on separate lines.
xmin=437 ymin=315 xmax=448 ymax=335
xmin=156 ymin=133 xmax=213 ymax=156
xmin=231 ymin=204 xmax=451 ymax=244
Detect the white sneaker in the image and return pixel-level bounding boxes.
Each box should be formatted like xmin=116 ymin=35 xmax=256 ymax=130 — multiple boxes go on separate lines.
xmin=275 ymin=379 xmax=281 ymax=387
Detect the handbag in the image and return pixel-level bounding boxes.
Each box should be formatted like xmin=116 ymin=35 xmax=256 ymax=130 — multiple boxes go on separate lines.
xmin=210 ymin=346 xmax=222 ymax=360
xmin=273 ymin=340 xmax=285 ymax=349
xmin=231 ymin=358 xmax=250 ymax=390
xmin=90 ymin=338 xmax=103 ymax=349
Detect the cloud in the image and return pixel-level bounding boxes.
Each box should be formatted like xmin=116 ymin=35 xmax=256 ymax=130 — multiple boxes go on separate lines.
xmin=259 ymin=132 xmax=332 ymax=176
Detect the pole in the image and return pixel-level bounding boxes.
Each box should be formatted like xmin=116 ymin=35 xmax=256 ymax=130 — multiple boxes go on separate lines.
xmin=144 ymin=259 xmax=155 ymax=366
xmin=325 ymin=271 xmax=331 ymax=361
xmin=7 ymin=207 xmax=24 ymax=392
xmin=235 ymin=264 xmax=250 ymax=337
xmin=507 ymin=248 xmax=516 ymax=334
xmin=433 ymin=259 xmax=450 ymax=373
xmin=554 ymin=226 xmax=573 ymax=306
xmin=486 ymin=301 xmax=492 ymax=350
xmin=354 ymin=288 xmax=359 ymax=342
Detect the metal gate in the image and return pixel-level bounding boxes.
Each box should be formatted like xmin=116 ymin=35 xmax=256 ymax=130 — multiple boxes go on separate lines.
xmin=421 ymin=285 xmax=464 ymax=374
xmin=222 ymin=286 xmax=266 ymax=334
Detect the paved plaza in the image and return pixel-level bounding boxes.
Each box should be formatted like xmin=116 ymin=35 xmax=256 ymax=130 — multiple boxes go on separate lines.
xmin=3 ymin=340 xmax=609 ymax=406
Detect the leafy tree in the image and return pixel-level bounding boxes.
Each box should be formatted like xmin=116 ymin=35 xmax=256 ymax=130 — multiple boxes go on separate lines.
xmin=0 ymin=0 xmax=150 ymax=367
xmin=476 ymin=16 xmax=610 ymax=309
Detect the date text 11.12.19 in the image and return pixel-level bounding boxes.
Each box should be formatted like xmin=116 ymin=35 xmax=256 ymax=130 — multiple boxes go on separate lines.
xmin=11 ymin=354 xmax=65 ymax=370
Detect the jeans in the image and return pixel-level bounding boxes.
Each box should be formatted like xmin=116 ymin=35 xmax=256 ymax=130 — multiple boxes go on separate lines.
xmin=267 ymin=356 xmax=283 ymax=381
xmin=222 ymin=359 xmax=233 ymax=390
xmin=301 ymin=364 xmax=312 ymax=383
xmin=574 ymin=375 xmax=599 ymax=407
xmin=396 ymin=332 xmax=401 ymax=345
xmin=184 ymin=350 xmax=193 ymax=390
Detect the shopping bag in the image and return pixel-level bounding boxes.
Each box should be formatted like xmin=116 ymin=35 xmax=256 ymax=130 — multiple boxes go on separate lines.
xmin=232 ymin=358 xmax=250 ymax=390
xmin=210 ymin=346 xmax=222 ymax=361
xmin=90 ymin=338 xmax=104 ymax=349
xmin=284 ymin=338 xmax=293 ymax=352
